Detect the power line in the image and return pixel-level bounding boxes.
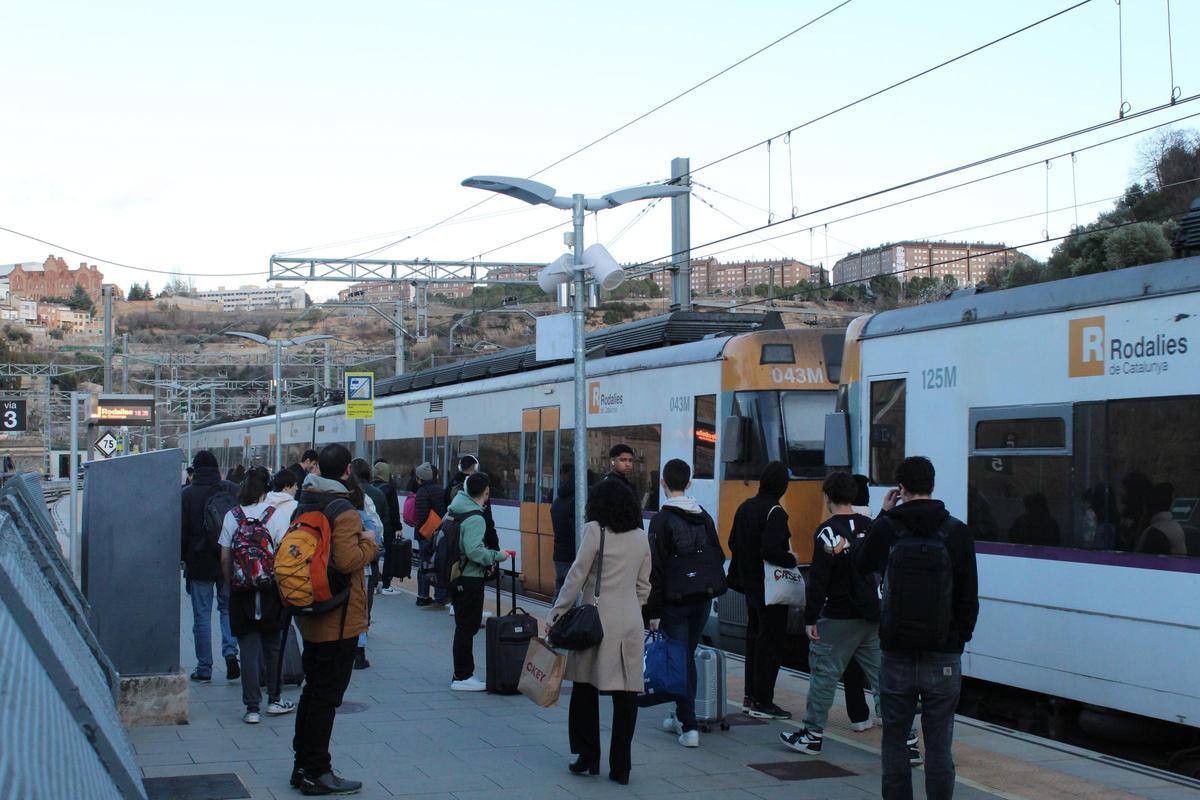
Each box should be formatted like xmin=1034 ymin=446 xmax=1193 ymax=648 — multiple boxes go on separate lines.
xmin=310 ymin=1 xmax=856 ymax=260
xmin=689 ymin=0 xmax=1094 ymax=178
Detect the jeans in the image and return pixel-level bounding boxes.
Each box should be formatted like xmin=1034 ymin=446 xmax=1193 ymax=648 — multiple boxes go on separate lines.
xmin=190 ymin=579 xmax=237 ymax=677
xmin=660 ymin=600 xmax=710 ymax=732
xmin=417 ymin=537 xmax=448 ymax=603
xmin=238 ymin=629 xmax=282 ymax=712
xmin=880 ymin=651 xmax=962 ymax=800
xmin=554 ymin=560 xmax=573 ymax=599
xmin=744 ymin=597 xmax=788 ymax=706
xmin=803 ymin=617 xmax=881 ymax=733
xmin=293 ymin=637 xmax=358 ymax=776
xmin=452 ymin=577 xmax=485 ymax=680
xmin=569 ymin=683 xmax=638 ymax=775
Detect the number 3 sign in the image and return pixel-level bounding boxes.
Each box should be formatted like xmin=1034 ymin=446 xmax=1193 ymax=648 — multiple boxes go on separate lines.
xmin=1 ymin=400 xmax=27 ymax=432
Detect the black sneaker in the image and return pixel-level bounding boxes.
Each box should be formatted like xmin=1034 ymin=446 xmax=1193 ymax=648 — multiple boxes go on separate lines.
xmin=291 ymin=767 xmax=304 ymax=788
xmin=353 ymin=647 xmax=370 ymax=670
xmin=188 ymin=669 xmax=211 ymax=683
xmin=225 ymin=655 xmax=240 ymax=681
xmin=907 ymin=733 xmax=923 ymax=767
xmin=415 ymin=597 xmax=433 ymax=607
xmin=780 ymin=727 xmax=822 ymax=755
xmin=747 ymin=702 xmax=792 ymax=721
xmin=298 ymin=769 xmax=363 ymax=796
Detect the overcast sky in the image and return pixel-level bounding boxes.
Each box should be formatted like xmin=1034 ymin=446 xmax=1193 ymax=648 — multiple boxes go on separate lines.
xmin=2 ymin=0 xmax=1197 ymax=300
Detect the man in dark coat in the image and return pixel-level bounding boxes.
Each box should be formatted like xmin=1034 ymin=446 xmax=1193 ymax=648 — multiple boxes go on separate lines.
xmin=180 ymin=450 xmax=240 ymax=682
xmin=413 ymin=462 xmax=448 ymax=607
xmin=371 ymin=460 xmax=402 ymax=593
xmin=288 ymin=449 xmax=319 ymax=486
xmin=727 ymin=460 xmax=796 ymax=720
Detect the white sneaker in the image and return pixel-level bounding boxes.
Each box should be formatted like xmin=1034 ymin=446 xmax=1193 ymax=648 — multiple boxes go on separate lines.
xmin=449 ymin=605 xmax=456 ymax=616
xmin=849 ymin=718 xmax=874 ymax=732
xmin=242 ymin=710 xmax=261 ymax=724
xmin=678 ymin=730 xmax=700 ymax=748
xmin=266 ymin=700 xmax=296 ymax=715
xmin=450 ymin=676 xmax=487 ymax=692
xmin=380 ymin=587 xmax=398 ymax=596
xmin=661 ymin=713 xmax=683 ymax=736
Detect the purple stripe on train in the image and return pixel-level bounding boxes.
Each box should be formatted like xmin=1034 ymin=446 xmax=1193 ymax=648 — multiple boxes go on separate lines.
xmin=976 ymin=541 xmax=1200 ymax=574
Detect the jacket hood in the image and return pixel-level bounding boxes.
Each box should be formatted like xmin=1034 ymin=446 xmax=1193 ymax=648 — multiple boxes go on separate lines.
xmin=302 ymin=474 xmax=349 ymax=495
xmin=757 ymin=461 xmax=790 ymax=500
xmin=191 ymin=464 xmax=223 ymax=485
xmin=192 ymin=450 xmax=218 ymax=470
xmin=372 ymin=462 xmax=392 ymax=482
xmin=266 ymin=491 xmax=297 ymax=508
xmin=885 ymin=498 xmax=949 ymax=535
xmin=448 ymin=490 xmax=483 ymax=515
xmin=662 ymin=496 xmax=704 ymax=516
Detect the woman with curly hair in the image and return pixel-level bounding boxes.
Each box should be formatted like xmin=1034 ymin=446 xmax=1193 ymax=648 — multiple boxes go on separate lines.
xmin=548 ymin=476 xmax=651 ymax=786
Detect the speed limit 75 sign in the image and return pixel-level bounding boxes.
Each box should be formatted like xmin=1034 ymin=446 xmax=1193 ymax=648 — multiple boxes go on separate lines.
xmin=1 ymin=400 xmax=27 ymax=432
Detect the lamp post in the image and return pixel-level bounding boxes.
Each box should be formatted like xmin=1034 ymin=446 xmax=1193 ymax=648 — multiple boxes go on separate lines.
xmin=225 ymin=333 xmax=334 ymax=471
xmin=462 ymin=176 xmax=689 ymax=544
xmin=165 ymin=382 xmax=219 ymax=465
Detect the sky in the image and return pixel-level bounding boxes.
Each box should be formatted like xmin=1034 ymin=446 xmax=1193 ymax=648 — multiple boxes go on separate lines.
xmin=2 ymin=0 xmax=1198 ymax=301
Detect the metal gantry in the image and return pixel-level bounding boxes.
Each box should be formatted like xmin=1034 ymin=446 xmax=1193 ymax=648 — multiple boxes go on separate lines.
xmin=268 ymin=256 xmax=544 ymax=285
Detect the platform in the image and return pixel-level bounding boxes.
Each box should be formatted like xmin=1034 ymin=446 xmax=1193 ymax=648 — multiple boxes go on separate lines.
xmin=128 ymin=580 xmax=1199 ymax=799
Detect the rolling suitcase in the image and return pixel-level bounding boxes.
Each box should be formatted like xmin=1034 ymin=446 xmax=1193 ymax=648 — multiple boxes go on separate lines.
xmin=694 ymin=645 xmax=729 ymax=732
xmin=485 ymin=567 xmax=537 ymax=695
xmin=390 ymin=537 xmax=413 ymax=582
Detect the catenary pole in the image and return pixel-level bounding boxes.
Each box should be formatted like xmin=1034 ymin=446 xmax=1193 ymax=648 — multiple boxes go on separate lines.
xmin=671 ymin=157 xmax=692 ymax=310
xmin=572 ymin=193 xmax=588 ymax=550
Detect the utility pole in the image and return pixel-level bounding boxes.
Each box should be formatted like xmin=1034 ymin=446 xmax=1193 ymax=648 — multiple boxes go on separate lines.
xmin=323 ymin=340 xmax=332 ymax=394
xmin=571 ymin=194 xmax=588 ymax=545
xmin=670 ymin=157 xmax=692 ymax=311
xmin=121 ymin=333 xmax=129 ymax=393
xmin=394 ymin=300 xmax=405 ymax=376
xmin=102 ymin=286 xmax=114 ymax=392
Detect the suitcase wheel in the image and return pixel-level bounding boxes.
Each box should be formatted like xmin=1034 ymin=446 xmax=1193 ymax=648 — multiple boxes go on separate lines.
xmin=699 ymin=723 xmax=710 ymax=733
xmin=720 ymin=721 xmax=730 ymax=731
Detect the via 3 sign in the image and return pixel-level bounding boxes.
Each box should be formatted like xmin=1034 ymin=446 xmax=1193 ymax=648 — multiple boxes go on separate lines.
xmin=0 ymin=399 xmax=27 ymax=432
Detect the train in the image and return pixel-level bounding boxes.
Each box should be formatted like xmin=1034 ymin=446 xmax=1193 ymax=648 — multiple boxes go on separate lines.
xmin=193 ymin=255 xmax=1200 ymax=733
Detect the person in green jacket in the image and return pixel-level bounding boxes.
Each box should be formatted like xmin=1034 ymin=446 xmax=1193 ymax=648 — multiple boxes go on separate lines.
xmin=449 ymin=473 xmax=509 ymax=692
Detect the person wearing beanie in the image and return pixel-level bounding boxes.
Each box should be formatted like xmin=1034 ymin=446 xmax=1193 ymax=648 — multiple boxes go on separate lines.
xmin=727 ymin=460 xmax=797 ymax=720
xmin=413 ymin=461 xmax=448 ymax=607
xmin=180 ymin=450 xmax=241 ymax=683
xmin=371 ymin=460 xmax=403 ymax=594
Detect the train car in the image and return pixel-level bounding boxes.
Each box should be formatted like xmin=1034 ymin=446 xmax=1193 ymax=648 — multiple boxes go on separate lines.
xmin=828 ymin=256 xmax=1200 ymax=729
xmin=193 ymin=312 xmax=848 ymax=597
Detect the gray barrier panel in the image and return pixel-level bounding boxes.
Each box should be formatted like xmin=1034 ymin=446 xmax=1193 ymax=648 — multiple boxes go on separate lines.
xmin=82 ymin=450 xmax=182 ymax=676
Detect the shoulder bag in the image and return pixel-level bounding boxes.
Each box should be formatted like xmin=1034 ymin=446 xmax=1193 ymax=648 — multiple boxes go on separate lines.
xmin=548 ymin=526 xmax=606 ymax=650
xmin=762 ymin=505 xmax=806 ymax=607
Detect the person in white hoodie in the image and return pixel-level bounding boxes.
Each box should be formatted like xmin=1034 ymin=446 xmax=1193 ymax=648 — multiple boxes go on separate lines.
xmin=268 ymin=468 xmax=300 ymax=522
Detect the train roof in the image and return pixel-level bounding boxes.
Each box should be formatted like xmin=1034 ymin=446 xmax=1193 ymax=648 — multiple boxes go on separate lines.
xmin=375 ymin=310 xmax=782 ymax=397
xmin=859 ymin=255 xmax=1200 ymax=339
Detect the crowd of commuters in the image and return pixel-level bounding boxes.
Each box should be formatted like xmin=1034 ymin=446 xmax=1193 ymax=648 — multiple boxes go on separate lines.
xmin=182 ymin=440 xmax=976 ymax=799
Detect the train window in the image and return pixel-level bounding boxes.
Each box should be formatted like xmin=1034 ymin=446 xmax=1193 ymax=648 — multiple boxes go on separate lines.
xmin=967 ymin=454 xmax=1071 ymax=546
xmin=585 ymin=424 xmax=662 ymax=512
xmin=975 ymin=418 xmax=1065 ymax=450
xmin=760 ymin=344 xmax=795 ymax=364
xmin=782 ymin=391 xmax=836 ymax=478
xmin=540 ymin=428 xmax=557 ymax=504
xmin=725 ymin=392 xmax=782 ymax=481
xmin=869 ymin=380 xmax=906 ymax=484
xmin=375 ymin=437 xmax=423 ymax=485
xmin=693 ymin=395 xmax=716 ymax=480
xmin=477 ymin=432 xmax=521 ymax=500
xmin=521 ymin=431 xmax=538 ymax=503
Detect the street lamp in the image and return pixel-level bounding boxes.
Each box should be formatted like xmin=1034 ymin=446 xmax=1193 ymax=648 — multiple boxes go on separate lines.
xmin=462 ymin=176 xmax=689 ymax=542
xmin=165 ymin=381 xmax=219 ymax=465
xmin=225 ymin=333 xmax=334 ymax=471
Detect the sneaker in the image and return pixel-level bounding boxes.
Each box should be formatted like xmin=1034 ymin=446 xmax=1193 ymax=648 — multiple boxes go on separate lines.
xmin=678 ymin=730 xmax=700 ymax=748
xmin=225 ymin=655 xmax=241 ymax=681
xmin=297 ymin=769 xmax=363 ymax=796
xmin=661 ymin=713 xmax=683 ymax=736
xmin=243 ymin=710 xmax=261 ymax=724
xmin=780 ymin=727 xmax=823 ymax=755
xmin=432 ymin=600 xmax=448 ymax=610
xmin=907 ymin=733 xmax=923 ymax=766
xmin=188 ymin=669 xmax=211 ymax=683
xmin=849 ymin=718 xmax=874 ymax=732
xmin=267 ymin=699 xmax=296 ymax=715
xmin=450 ymin=676 xmax=487 ymax=692
xmin=449 ymin=604 xmax=456 ymax=616
xmin=748 ymin=702 xmax=792 ymax=721
xmin=353 ymin=647 xmax=370 ymax=670
xmin=415 ymin=597 xmax=433 ymax=607
xmin=381 ymin=587 xmax=398 ymax=596
xmin=741 ymin=696 xmax=752 ymax=712
xmin=290 ymin=767 xmax=304 ymax=788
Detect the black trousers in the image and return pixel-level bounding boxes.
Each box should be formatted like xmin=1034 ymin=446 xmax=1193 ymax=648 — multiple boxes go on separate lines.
xmin=452 ymin=576 xmax=485 ymax=680
xmin=292 ymin=637 xmax=357 ymax=775
xmin=568 ymin=682 xmax=638 ymax=775
xmin=381 ymin=530 xmax=396 ymax=587
xmin=744 ymin=597 xmax=788 ymax=706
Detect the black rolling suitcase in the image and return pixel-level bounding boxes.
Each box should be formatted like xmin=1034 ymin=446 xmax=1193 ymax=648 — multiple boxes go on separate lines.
xmin=485 ymin=567 xmax=537 ymax=694
xmin=390 ymin=537 xmax=413 ymax=582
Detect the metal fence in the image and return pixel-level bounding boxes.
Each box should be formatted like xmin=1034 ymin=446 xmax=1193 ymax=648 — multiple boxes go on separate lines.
xmin=0 ymin=474 xmax=145 ymax=800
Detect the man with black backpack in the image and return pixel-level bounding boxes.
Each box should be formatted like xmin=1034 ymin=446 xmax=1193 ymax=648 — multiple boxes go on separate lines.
xmin=445 ymin=472 xmax=509 ymax=691
xmin=180 ymin=450 xmax=240 ymax=683
xmin=855 ymin=457 xmax=979 ymax=800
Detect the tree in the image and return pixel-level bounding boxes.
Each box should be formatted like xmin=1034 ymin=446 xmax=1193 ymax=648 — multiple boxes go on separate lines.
xmin=1103 ymin=222 xmax=1172 ymax=272
xmin=160 ymin=275 xmax=195 ymax=297
xmin=66 ymin=284 xmax=94 ymax=313
xmin=127 ymin=282 xmax=151 ymax=301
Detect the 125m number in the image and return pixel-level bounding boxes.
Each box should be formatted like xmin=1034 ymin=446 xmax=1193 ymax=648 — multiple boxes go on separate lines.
xmin=921 ymin=366 xmax=957 ymax=390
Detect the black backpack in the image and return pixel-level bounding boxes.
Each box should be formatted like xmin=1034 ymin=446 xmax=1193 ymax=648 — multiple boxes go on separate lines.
xmin=880 ymin=518 xmax=956 ymax=649
xmin=425 ymin=509 xmax=483 ymax=589
xmin=200 ymin=484 xmax=238 ymax=555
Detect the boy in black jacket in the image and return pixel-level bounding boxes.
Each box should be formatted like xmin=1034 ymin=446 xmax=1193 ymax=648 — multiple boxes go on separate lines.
xmin=855 ymin=456 xmax=979 ymax=800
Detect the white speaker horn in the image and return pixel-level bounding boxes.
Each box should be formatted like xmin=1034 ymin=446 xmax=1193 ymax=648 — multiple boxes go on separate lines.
xmin=583 ymin=243 xmax=625 ymax=291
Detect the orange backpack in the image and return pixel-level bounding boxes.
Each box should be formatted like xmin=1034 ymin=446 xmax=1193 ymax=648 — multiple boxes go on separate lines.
xmin=276 ymin=499 xmax=353 ymax=615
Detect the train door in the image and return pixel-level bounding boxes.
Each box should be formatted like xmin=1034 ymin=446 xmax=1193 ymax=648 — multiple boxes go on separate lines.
xmin=422 ymin=417 xmax=450 ymax=480
xmin=363 ymin=424 xmax=376 ymax=464
xmin=520 ymin=406 xmax=559 ymax=596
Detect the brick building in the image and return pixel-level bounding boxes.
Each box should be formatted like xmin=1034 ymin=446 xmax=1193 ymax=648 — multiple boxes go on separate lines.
xmin=0 ymin=255 xmax=111 ymax=303
xmin=832 ymin=241 xmax=1010 ymax=287
xmin=650 ymin=257 xmax=814 ymax=296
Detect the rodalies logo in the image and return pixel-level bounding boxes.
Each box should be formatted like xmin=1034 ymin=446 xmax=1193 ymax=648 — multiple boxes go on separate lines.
xmin=588 ymin=381 xmax=623 ymax=415
xmin=1068 ymin=315 xmax=1189 ymax=378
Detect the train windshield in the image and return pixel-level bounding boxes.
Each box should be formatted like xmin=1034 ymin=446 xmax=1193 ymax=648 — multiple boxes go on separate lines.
xmin=782 ymin=391 xmax=836 ymax=478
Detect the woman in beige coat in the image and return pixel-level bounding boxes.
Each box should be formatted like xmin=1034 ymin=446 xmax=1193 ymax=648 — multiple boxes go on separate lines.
xmin=548 ymin=478 xmax=651 ymax=786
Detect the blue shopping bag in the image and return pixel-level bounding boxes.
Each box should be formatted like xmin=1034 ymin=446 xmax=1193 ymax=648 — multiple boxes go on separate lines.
xmin=640 ymin=631 xmax=689 ymax=705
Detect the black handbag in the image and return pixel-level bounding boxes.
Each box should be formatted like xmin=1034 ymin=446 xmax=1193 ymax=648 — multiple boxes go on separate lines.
xmin=665 ymin=547 xmax=728 ymax=603
xmin=548 ymin=527 xmax=606 ymax=651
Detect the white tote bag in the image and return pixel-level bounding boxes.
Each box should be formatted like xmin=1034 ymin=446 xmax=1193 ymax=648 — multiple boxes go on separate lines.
xmin=762 ymin=505 xmax=806 ymax=607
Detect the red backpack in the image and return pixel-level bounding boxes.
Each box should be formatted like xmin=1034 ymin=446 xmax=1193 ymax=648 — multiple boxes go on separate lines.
xmin=230 ymin=506 xmax=277 ymax=591
xmin=402 ymin=494 xmax=418 ymax=528
xmin=276 ymin=500 xmax=353 ymax=615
